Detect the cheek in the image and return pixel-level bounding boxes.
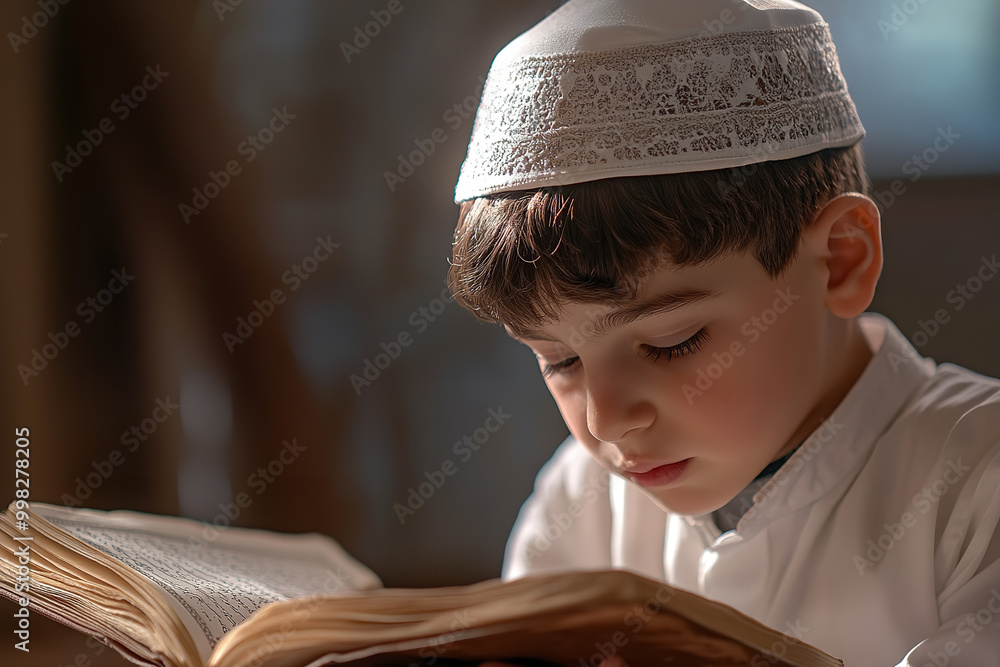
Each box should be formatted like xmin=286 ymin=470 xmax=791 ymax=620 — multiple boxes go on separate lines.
xmin=674 ymin=312 xmax=824 ymax=448
xmin=548 ymin=384 xmax=588 ymax=436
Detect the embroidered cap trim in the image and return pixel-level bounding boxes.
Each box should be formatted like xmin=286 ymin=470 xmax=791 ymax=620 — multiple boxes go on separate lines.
xmin=455 ymin=22 xmax=864 ymax=202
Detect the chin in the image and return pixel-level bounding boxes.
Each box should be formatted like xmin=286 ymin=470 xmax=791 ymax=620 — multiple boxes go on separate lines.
xmin=639 ymin=485 xmax=733 ymax=517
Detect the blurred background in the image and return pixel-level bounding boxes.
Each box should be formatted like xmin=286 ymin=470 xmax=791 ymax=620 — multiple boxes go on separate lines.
xmin=0 ymin=0 xmax=998 ymax=663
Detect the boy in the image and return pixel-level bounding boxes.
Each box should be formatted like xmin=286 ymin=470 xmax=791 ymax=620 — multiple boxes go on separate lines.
xmin=448 ymin=0 xmax=1000 ymax=665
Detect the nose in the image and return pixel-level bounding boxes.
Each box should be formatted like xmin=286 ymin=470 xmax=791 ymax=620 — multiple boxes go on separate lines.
xmin=585 ymin=362 xmax=655 ymax=445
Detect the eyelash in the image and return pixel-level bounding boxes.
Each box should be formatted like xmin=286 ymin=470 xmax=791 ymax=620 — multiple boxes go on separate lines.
xmin=541 ymin=327 xmax=711 ymax=378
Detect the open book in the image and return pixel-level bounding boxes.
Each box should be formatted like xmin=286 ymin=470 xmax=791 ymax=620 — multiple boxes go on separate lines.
xmin=0 ymin=502 xmax=842 ymax=667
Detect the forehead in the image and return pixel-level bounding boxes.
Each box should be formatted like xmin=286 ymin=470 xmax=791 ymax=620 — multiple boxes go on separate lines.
xmin=507 ymin=251 xmax=765 ymax=341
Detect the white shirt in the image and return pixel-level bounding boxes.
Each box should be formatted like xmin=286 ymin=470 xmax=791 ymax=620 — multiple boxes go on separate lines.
xmin=502 ymin=312 xmax=1000 ymax=666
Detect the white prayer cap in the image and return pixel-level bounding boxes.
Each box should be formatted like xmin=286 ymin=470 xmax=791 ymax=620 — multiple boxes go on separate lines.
xmin=454 ymin=0 xmax=864 ymax=203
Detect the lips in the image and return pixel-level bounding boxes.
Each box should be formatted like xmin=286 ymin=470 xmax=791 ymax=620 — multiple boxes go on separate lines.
xmin=622 ymin=458 xmax=691 ymax=488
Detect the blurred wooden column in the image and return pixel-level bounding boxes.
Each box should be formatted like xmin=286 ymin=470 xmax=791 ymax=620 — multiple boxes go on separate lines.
xmin=0 ymin=0 xmax=358 ymax=543
xmin=1 ymin=3 xmax=131 ymax=664
xmin=0 ymin=0 xmax=76 ymax=510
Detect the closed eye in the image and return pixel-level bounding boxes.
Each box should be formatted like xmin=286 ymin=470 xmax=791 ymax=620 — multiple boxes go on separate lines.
xmin=541 ymin=327 xmax=710 ymax=378
xmin=541 ymin=355 xmax=580 ymax=378
xmin=641 ymin=327 xmax=710 ymax=363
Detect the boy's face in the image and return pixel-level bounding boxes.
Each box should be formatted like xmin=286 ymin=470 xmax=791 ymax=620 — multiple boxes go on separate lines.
xmin=509 ymin=239 xmax=871 ymax=516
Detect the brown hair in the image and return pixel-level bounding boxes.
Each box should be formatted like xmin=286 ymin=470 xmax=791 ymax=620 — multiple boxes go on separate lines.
xmin=448 ymin=144 xmax=870 ymax=338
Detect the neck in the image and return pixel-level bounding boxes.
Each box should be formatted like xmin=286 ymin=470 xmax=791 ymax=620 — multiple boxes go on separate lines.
xmin=772 ymin=317 xmax=872 ymax=461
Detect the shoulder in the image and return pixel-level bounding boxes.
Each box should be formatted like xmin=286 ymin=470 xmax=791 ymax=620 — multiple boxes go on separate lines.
xmin=887 ymin=362 xmax=1000 ymax=464
xmin=876 ymin=362 xmax=1000 ymax=514
xmin=929 ymin=364 xmax=1000 ymax=463
xmin=910 ymin=362 xmax=1000 ymax=417
xmin=892 ymin=363 xmax=1000 ymax=597
xmin=911 ymin=363 xmax=1000 ymax=514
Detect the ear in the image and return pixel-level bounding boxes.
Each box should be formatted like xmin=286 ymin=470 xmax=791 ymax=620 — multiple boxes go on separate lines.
xmin=802 ymin=193 xmax=883 ymax=319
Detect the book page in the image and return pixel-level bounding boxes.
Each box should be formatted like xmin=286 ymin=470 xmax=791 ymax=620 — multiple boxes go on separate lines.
xmin=31 ymin=505 xmax=380 ymax=661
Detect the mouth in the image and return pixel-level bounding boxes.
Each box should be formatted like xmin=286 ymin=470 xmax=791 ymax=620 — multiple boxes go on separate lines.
xmin=621 ymin=458 xmax=691 ymax=488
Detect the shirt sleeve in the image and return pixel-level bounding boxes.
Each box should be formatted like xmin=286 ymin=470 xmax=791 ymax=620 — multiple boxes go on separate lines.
xmin=897 ymin=399 xmax=1000 ymax=666
xmin=501 ymin=435 xmax=615 ymax=581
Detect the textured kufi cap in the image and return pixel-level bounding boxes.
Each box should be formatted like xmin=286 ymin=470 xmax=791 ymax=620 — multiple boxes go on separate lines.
xmin=454 ymin=0 xmax=864 ymax=203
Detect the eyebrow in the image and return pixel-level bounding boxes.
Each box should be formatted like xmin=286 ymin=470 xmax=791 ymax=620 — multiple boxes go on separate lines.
xmin=514 ymin=288 xmax=720 ymax=342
